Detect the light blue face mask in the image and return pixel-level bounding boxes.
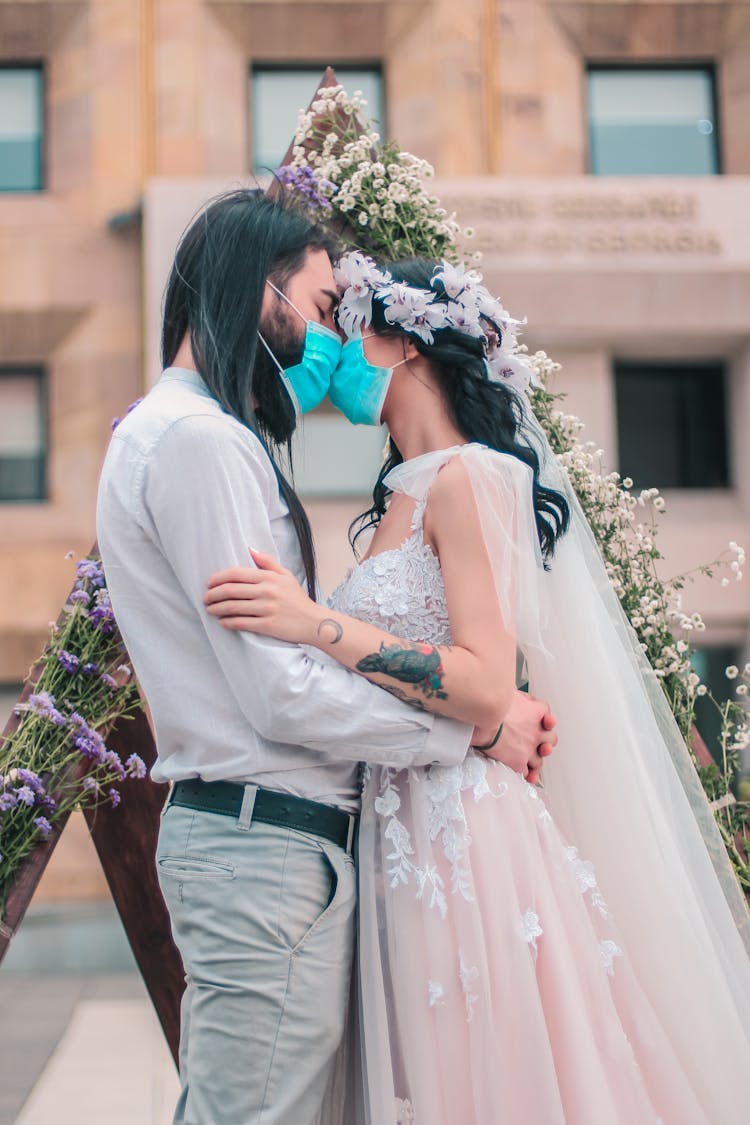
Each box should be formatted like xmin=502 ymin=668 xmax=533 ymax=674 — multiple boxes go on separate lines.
xmin=329 ymin=336 xmax=408 ymax=426
xmin=258 ymin=283 xmax=342 ymax=416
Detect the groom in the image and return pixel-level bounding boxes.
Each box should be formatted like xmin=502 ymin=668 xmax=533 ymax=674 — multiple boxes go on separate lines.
xmin=97 ymin=189 xmax=557 ymax=1124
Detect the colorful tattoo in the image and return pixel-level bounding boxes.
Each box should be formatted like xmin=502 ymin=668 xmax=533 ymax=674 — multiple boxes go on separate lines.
xmin=317 ymin=618 xmax=343 ymax=645
xmin=356 ymin=642 xmax=447 ymax=701
xmin=381 ymin=683 xmax=428 ymax=711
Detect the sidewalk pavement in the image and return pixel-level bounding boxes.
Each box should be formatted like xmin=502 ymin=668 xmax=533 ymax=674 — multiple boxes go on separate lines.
xmin=0 ymin=970 xmax=179 ymax=1125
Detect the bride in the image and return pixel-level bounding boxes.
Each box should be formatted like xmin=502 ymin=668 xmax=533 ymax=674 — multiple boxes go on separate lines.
xmin=204 ymin=253 xmax=750 ymax=1123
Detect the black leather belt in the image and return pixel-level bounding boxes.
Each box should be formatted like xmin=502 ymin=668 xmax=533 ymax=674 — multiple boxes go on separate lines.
xmin=169 ymin=779 xmax=356 ymax=852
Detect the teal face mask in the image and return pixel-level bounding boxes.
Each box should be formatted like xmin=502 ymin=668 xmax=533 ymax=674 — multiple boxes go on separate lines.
xmin=329 ymin=336 xmax=408 ymax=426
xmin=258 ymin=284 xmax=342 ymax=416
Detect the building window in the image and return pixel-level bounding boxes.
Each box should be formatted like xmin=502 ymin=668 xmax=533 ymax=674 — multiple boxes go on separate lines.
xmin=691 ymin=645 xmax=744 ymax=765
xmin=615 ymin=361 xmax=729 ymax=490
xmin=0 ymin=368 xmax=47 ymax=502
xmin=587 ymin=66 xmax=719 ymax=175
xmin=0 ymin=65 xmax=44 ymax=191
xmin=250 ymin=64 xmax=383 ymax=171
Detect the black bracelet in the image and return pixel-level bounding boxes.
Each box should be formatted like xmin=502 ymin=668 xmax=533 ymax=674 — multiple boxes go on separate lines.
xmin=471 ymin=722 xmax=504 ymax=752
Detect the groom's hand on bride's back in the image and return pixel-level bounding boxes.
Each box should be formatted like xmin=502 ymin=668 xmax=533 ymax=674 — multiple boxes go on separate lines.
xmin=471 ymin=690 xmax=557 ymax=785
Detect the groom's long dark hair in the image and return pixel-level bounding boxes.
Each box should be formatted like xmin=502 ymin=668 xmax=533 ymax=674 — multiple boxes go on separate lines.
xmin=161 ymin=189 xmax=336 ymax=596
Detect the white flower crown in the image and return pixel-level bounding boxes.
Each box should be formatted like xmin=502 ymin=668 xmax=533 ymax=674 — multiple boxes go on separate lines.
xmin=333 ymin=251 xmax=536 ymax=393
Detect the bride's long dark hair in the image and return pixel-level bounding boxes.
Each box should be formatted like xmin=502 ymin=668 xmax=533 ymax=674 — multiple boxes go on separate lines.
xmin=350 ymin=259 xmax=570 ymax=564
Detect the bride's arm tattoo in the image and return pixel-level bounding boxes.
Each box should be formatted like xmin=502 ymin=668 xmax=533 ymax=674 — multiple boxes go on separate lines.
xmin=317 ymin=618 xmax=343 ymax=644
xmin=356 ymin=641 xmax=448 ymax=702
xmin=380 ymin=683 xmax=428 ymax=711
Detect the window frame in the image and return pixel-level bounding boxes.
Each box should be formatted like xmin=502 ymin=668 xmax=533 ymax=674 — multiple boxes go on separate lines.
xmin=584 ymin=61 xmax=722 ymax=177
xmin=0 ymin=364 xmax=48 ymax=504
xmin=249 ymin=61 xmax=385 ymax=172
xmin=613 ymin=358 xmax=730 ymax=492
xmin=0 ymin=60 xmax=46 ymax=193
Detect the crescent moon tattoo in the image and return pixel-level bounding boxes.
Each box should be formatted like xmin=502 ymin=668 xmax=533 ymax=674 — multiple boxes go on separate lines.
xmin=317 ymin=617 xmax=344 ymax=644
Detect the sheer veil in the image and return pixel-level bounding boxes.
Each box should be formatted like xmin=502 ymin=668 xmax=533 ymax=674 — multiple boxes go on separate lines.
xmin=462 ymin=410 xmax=750 ymax=1067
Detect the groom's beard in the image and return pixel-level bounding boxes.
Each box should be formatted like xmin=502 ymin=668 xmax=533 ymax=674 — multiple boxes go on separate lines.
xmin=253 ymin=305 xmax=306 ymax=445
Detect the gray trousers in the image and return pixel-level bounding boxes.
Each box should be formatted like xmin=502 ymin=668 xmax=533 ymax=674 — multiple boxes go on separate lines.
xmin=156 ymin=797 xmax=356 ymax=1125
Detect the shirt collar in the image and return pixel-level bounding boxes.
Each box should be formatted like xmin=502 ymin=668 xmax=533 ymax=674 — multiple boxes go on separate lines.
xmin=159 ymin=366 xmax=212 ymax=397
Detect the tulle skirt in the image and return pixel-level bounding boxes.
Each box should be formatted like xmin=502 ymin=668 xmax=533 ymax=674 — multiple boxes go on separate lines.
xmin=326 ymin=752 xmax=750 ymax=1125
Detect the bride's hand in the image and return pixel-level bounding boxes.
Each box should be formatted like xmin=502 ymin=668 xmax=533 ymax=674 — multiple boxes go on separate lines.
xmin=204 ymin=549 xmax=324 ymax=644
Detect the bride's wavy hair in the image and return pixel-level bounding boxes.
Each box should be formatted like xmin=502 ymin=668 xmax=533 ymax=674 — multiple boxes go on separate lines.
xmin=350 ymin=259 xmax=570 ymax=565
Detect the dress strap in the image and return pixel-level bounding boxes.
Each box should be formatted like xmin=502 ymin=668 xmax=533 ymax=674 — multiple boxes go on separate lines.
xmin=410 ymin=496 xmax=429 ymax=534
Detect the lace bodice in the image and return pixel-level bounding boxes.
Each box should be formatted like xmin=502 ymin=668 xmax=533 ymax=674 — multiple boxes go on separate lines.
xmin=328 ymin=498 xmax=452 ymax=646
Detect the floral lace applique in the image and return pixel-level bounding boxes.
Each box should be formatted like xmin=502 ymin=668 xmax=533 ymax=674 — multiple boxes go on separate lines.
xmin=376 ymin=770 xmax=448 ymax=915
xmin=564 ymin=845 xmax=610 ymax=917
xmin=374 ymin=754 xmax=508 ymax=915
xmin=328 ymin=505 xmax=450 ymax=649
xmin=459 ymin=950 xmax=480 ymax=1022
xmin=519 ymin=908 xmax=543 ymax=958
xmin=600 ymin=939 xmax=623 ymax=977
xmin=428 ymin=979 xmax=445 ymax=1007
xmin=395 ymin=1097 xmax=415 ymax=1124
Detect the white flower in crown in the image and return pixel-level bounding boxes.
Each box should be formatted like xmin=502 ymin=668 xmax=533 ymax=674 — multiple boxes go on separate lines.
xmin=334 ymin=251 xmax=392 ymax=338
xmin=473 ymin=284 xmax=527 ymax=336
xmin=381 ymin=281 xmax=443 ymax=343
xmin=487 ymin=345 xmax=535 ymax=393
xmin=445 ymin=299 xmax=484 ymax=338
xmin=431 ymin=260 xmax=482 ymax=300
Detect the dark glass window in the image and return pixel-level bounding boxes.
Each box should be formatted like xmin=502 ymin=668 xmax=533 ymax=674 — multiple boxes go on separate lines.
xmin=0 ymin=65 xmax=44 ymax=191
xmin=587 ymin=66 xmax=719 ymax=175
xmin=691 ymin=645 xmax=743 ymax=765
xmin=250 ymin=64 xmax=383 ymax=171
xmin=0 ymin=367 xmax=46 ymax=502
xmin=615 ymin=361 xmax=728 ymax=490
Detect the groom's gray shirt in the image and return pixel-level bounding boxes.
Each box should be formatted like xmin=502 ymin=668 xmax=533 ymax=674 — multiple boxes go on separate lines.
xmin=96 ymin=367 xmax=470 ymax=811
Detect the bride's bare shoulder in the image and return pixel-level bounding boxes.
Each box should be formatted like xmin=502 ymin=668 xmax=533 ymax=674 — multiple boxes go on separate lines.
xmin=424 ymin=455 xmax=481 ymax=543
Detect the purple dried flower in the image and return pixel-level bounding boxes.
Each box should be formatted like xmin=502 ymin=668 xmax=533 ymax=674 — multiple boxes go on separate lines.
xmin=58 ymin=650 xmax=80 ymax=674
xmin=99 ymin=673 xmax=118 ymax=690
xmin=82 ymin=662 xmax=99 ymax=676
xmin=276 ymin=164 xmax=335 ymax=212
xmin=69 ymin=590 xmax=91 ymax=606
xmin=104 ymin=750 xmax=126 ymax=780
xmin=33 ymin=816 xmax=52 ymax=837
xmin=41 ymin=795 xmax=57 ymax=814
xmin=0 ymin=792 xmax=17 ymax=811
xmin=75 ymin=558 xmax=105 ymax=590
xmin=108 ymin=787 xmax=121 ymax=808
xmin=28 ymin=691 xmax=68 ymax=727
xmin=87 ymin=589 xmax=116 ymax=634
xmin=111 ymin=398 xmax=143 ymax=431
xmin=82 ymin=776 xmax=100 ymax=793
xmin=15 ymin=785 xmax=36 ymax=806
xmin=17 ymin=768 xmax=45 ymax=794
xmin=69 ymin=713 xmax=106 ymax=763
xmin=125 ymin=753 xmax=147 ymax=779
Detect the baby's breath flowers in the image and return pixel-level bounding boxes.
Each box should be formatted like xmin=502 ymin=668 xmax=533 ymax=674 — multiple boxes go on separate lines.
xmin=528 ymin=356 xmax=750 ymax=890
xmin=278 ymin=84 xmax=473 ymax=263
xmin=0 ymin=554 xmax=144 ymax=915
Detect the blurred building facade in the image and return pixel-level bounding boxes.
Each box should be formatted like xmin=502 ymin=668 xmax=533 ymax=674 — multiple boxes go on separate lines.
xmin=1 ymin=0 xmax=750 ymax=902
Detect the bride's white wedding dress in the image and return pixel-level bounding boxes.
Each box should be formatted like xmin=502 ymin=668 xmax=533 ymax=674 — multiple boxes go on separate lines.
xmin=325 ymin=443 xmax=750 ymax=1125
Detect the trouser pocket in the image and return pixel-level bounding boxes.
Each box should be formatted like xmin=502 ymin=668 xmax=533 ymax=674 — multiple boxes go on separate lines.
xmin=277 ymin=830 xmax=347 ymax=953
